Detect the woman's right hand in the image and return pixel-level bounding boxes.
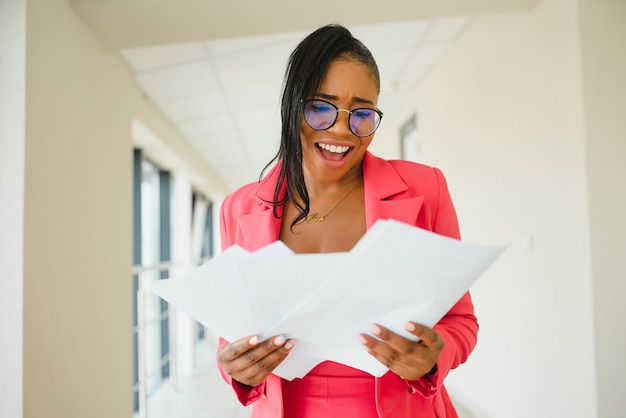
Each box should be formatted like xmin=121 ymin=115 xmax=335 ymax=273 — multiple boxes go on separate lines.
xmin=217 ymin=334 xmax=295 ymax=387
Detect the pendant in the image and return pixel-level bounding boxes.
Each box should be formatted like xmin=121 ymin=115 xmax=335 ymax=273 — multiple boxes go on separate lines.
xmin=307 ymin=213 xmax=326 ymax=222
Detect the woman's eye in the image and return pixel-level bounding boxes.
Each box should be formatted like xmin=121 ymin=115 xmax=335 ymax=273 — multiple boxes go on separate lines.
xmin=311 ymin=103 xmax=332 ymax=112
xmin=353 ymin=109 xmax=374 ymax=119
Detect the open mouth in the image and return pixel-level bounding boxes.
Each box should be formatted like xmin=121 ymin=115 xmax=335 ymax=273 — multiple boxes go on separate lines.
xmin=316 ymin=142 xmax=352 ymax=161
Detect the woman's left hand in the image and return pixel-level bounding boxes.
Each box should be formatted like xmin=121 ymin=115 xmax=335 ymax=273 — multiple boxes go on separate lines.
xmin=358 ymin=321 xmax=444 ymax=381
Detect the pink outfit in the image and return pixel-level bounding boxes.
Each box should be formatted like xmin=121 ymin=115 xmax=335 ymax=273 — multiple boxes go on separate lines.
xmin=282 ymin=361 xmax=378 ymax=418
xmin=218 ymin=152 xmax=478 ymax=417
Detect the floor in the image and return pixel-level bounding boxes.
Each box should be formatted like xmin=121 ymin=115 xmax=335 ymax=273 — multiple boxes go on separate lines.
xmin=139 ymin=339 xmax=475 ymax=418
xmin=136 ymin=339 xmax=251 ymax=418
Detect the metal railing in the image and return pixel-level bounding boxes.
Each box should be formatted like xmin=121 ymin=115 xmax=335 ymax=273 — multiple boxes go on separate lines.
xmin=132 ymin=261 xmax=178 ymax=418
xmin=132 ymin=257 xmax=211 ymax=418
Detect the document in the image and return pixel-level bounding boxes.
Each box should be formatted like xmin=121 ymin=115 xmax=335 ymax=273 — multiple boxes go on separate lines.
xmin=151 ymin=219 xmax=507 ymax=380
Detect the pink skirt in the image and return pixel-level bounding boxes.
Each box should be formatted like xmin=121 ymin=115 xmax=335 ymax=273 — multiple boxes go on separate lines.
xmin=281 ymin=361 xmax=378 ymax=418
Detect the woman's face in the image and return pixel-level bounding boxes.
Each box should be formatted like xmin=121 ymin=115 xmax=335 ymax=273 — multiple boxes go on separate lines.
xmin=300 ymin=58 xmax=380 ymax=183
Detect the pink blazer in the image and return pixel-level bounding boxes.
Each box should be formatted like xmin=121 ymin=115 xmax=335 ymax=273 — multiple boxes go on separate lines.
xmin=219 ymin=152 xmax=478 ymax=418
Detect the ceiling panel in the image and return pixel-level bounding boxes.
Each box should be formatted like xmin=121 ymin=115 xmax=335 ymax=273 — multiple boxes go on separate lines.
xmin=211 ymin=44 xmax=293 ymax=89
xmin=134 ymin=61 xmax=219 ymax=100
xmin=157 ymin=93 xmax=229 ymax=123
xmin=119 ymin=42 xmax=206 ymax=72
xmin=205 ymin=31 xmax=307 ymax=57
xmin=423 ymin=16 xmax=471 ymax=43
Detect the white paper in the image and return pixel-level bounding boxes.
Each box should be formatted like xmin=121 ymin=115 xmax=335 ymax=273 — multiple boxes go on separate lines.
xmin=151 ymin=219 xmax=507 ymax=380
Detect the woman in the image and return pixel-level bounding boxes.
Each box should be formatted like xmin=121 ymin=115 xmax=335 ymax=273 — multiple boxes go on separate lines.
xmin=217 ymin=24 xmax=478 ymax=417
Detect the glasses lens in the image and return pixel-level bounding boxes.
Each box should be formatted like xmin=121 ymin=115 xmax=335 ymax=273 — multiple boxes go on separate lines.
xmin=304 ymin=100 xmax=337 ymax=130
xmin=349 ymin=108 xmax=381 ymax=137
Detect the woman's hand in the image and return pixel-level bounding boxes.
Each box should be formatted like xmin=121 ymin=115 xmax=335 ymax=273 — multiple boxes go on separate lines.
xmin=358 ymin=321 xmax=443 ymax=381
xmin=217 ymin=334 xmax=295 ymax=387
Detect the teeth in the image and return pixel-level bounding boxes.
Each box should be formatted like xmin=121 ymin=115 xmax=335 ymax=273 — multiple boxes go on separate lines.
xmin=318 ymin=143 xmax=350 ymax=153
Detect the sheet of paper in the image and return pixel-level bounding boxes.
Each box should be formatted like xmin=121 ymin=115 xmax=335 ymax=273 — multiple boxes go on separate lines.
xmin=151 ymin=219 xmax=507 ymax=380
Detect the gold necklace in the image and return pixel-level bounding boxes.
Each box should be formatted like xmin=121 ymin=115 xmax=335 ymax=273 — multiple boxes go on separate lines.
xmin=306 ymin=178 xmax=361 ymax=223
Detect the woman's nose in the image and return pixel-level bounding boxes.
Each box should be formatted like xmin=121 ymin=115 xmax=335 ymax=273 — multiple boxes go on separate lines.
xmin=329 ymin=109 xmax=353 ymax=137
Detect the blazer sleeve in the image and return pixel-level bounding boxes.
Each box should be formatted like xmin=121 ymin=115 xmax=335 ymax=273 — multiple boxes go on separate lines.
xmin=407 ymin=167 xmax=479 ymax=397
xmin=216 ymin=193 xmax=269 ymax=405
xmin=219 ymin=193 xmax=235 ymax=251
xmin=216 ymin=337 xmax=267 ymax=405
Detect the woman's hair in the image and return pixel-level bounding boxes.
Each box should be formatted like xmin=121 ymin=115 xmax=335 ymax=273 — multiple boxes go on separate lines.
xmin=262 ymin=23 xmax=380 ymax=230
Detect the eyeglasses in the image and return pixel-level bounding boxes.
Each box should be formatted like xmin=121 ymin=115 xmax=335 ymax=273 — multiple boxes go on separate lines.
xmin=303 ymin=99 xmax=383 ymax=138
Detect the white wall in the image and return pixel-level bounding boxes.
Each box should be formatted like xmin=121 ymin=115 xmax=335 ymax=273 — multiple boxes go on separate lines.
xmin=22 ymin=1 xmax=228 ymax=417
xmin=579 ymin=1 xmax=626 ymax=416
xmin=0 ymin=1 xmax=26 ymax=417
xmin=24 ymin=0 xmax=135 ymax=416
xmin=375 ymin=0 xmax=597 ymax=416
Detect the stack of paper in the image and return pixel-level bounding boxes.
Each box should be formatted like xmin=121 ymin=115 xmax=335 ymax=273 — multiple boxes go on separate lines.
xmin=151 ymin=219 xmax=507 ymax=380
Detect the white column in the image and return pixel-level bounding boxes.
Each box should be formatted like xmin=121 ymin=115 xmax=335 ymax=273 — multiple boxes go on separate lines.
xmin=170 ymin=170 xmax=196 ymax=377
xmin=0 ymin=0 xmax=25 ymax=416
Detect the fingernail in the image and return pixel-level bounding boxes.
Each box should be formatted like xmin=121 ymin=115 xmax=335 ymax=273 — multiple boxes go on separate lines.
xmin=370 ymin=324 xmax=381 ymax=336
xmin=405 ymin=322 xmax=416 ymax=332
xmin=284 ymin=340 xmax=295 ymax=350
xmin=249 ymin=336 xmax=260 ymax=345
xmin=357 ymin=334 xmax=367 ymax=345
xmin=273 ymin=335 xmax=286 ymax=346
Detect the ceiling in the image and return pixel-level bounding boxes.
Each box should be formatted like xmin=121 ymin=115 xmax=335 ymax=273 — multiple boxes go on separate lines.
xmin=118 ymin=19 xmax=471 ymax=190
xmin=71 ymin=0 xmax=540 ymax=191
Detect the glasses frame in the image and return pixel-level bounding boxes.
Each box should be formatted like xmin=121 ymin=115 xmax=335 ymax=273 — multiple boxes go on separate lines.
xmin=303 ymin=99 xmax=384 ymax=138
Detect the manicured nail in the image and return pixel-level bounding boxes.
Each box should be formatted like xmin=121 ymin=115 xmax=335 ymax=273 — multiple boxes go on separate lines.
xmin=273 ymin=335 xmax=286 ymax=346
xmin=405 ymin=322 xmax=416 ymax=332
xmin=248 ymin=336 xmax=260 ymax=345
xmin=357 ymin=334 xmax=367 ymax=345
xmin=284 ymin=340 xmax=295 ymax=350
xmin=370 ymin=324 xmax=381 ymax=336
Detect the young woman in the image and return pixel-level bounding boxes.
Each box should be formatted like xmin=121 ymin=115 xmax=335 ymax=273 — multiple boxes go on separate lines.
xmin=217 ymin=24 xmax=477 ymax=418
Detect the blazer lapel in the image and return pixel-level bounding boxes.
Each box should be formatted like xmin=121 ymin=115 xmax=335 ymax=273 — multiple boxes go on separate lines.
xmin=362 ymin=152 xmax=424 ymax=229
xmin=237 ymin=209 xmax=282 ymax=251
xmin=365 ymin=195 xmax=424 ymax=228
xmin=235 ymin=165 xmax=284 ymax=251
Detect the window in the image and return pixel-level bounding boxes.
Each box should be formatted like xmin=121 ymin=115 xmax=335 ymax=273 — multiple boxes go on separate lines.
xmin=132 ymin=149 xmax=215 ymax=415
xmin=132 ymin=150 xmax=172 ymax=411
xmin=400 ymin=113 xmax=420 ymax=162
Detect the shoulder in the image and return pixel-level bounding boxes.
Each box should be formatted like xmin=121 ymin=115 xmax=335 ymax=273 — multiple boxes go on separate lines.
xmin=391 ymin=159 xmax=449 ymax=193
xmin=225 ymin=181 xmax=260 ymax=202
xmin=219 ymin=181 xmax=266 ymax=251
xmin=221 ymin=163 xmax=282 ymax=217
xmin=364 ymin=151 xmax=442 ymax=176
xmin=388 ymin=158 xmax=443 ymax=178
xmin=364 ymin=152 xmax=448 ymax=196
xmin=221 ymin=181 xmax=263 ymax=217
xmin=363 ymin=153 xmax=458 ymax=236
